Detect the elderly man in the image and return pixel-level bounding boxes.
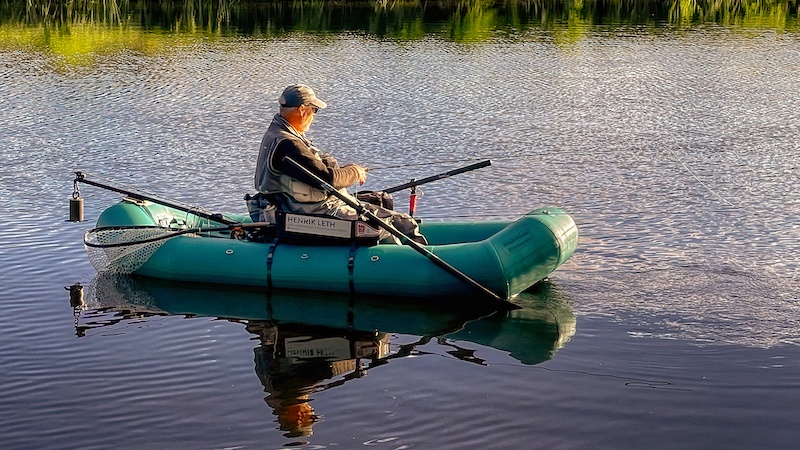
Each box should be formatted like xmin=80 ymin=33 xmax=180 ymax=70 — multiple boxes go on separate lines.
xmin=254 ymin=84 xmax=427 ymax=245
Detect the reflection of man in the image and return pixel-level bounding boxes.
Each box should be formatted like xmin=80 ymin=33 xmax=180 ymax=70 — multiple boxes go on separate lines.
xmin=246 ymin=321 xmax=389 ymax=438
xmin=249 ymin=322 xmax=318 ymax=437
xmin=264 ymin=382 xmax=316 ymax=438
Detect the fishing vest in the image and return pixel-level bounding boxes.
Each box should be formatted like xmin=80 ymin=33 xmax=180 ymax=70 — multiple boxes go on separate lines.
xmin=255 ymin=115 xmax=328 ymax=203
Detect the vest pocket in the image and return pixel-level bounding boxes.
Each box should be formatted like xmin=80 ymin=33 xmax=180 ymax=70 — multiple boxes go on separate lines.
xmin=280 ymin=174 xmax=328 ymax=202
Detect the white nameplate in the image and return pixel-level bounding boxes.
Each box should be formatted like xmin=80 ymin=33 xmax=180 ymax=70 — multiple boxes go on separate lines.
xmin=285 ymin=336 xmax=351 ymax=359
xmin=285 ymin=213 xmax=351 ymax=238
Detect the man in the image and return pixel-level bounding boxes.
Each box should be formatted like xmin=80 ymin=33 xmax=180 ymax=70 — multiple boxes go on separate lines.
xmin=254 ymin=84 xmax=427 ymax=245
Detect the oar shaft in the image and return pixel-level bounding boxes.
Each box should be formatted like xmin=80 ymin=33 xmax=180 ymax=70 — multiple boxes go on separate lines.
xmin=74 ymin=171 xmax=237 ymax=225
xmin=282 ymin=157 xmax=513 ymax=307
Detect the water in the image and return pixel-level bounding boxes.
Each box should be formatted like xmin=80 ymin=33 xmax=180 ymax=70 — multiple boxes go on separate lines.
xmin=2 ymin=16 xmax=799 ymax=450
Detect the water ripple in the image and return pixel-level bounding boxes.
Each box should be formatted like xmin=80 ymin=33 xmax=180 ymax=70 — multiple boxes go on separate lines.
xmin=2 ymin=28 xmax=800 ymax=448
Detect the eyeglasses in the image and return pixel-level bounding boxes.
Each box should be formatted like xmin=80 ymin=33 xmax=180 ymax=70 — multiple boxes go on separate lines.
xmin=305 ymin=104 xmax=319 ymax=114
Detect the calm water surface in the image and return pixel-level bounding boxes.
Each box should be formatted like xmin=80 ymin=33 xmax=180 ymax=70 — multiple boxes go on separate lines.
xmin=1 ymin=25 xmax=799 ymax=449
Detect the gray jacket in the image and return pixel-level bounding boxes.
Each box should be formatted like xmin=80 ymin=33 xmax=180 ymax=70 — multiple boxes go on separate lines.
xmin=254 ymin=114 xmax=361 ymax=217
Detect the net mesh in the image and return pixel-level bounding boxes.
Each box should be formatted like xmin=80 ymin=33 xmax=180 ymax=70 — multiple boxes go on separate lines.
xmin=84 ymin=226 xmax=178 ymax=274
xmin=85 ymin=273 xmax=161 ymax=313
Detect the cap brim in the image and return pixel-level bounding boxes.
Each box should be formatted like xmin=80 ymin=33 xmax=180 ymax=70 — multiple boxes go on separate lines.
xmin=310 ymin=98 xmax=327 ymax=109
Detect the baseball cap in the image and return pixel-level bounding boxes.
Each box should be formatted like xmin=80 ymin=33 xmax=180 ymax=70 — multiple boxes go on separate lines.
xmin=279 ymin=84 xmax=327 ymax=109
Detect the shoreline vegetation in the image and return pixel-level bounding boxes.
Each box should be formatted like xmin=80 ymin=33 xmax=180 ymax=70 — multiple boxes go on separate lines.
xmin=1 ymin=0 xmax=798 ymax=66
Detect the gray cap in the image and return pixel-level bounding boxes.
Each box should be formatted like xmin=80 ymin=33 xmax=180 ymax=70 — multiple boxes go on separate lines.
xmin=278 ymin=84 xmax=328 ymax=109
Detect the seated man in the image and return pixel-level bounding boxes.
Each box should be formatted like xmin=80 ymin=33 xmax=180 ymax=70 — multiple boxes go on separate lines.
xmin=254 ymin=84 xmax=427 ymax=245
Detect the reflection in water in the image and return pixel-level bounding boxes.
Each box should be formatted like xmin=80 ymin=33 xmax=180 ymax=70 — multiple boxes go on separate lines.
xmin=1 ymin=0 xmax=797 ymax=67
xmin=6 ymin=0 xmax=796 ymax=34
xmin=248 ymin=321 xmax=390 ymax=437
xmin=69 ymin=274 xmax=575 ymax=438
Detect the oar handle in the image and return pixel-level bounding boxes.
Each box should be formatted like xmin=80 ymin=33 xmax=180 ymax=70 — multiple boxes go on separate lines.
xmin=282 ymin=157 xmax=515 ymax=308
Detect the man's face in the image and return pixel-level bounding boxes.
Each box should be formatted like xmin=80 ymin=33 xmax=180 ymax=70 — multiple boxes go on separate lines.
xmin=297 ymin=104 xmax=318 ymax=132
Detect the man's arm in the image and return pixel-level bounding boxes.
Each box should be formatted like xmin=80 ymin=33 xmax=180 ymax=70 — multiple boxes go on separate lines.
xmin=274 ymin=140 xmax=363 ymax=189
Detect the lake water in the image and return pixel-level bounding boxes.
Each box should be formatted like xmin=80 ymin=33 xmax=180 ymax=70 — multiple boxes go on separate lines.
xmin=1 ymin=6 xmax=799 ymax=449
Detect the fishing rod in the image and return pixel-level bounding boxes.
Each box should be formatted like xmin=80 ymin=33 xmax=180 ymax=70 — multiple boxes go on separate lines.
xmin=70 ymin=171 xmax=237 ymax=225
xmin=380 ymin=159 xmax=491 ymax=194
xmin=367 ymin=154 xmax=526 ymax=171
xmin=369 ymin=157 xmax=492 ymax=171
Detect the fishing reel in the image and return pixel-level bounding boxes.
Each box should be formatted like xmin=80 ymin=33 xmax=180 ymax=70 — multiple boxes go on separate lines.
xmin=229 ymin=226 xmax=247 ymax=241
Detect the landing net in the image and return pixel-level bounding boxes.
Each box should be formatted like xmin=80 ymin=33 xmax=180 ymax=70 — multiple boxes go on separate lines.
xmin=84 ymin=226 xmax=183 ymax=274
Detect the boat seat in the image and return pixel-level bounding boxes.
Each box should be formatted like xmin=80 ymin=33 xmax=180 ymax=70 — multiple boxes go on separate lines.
xmin=246 ymin=193 xmax=381 ymax=246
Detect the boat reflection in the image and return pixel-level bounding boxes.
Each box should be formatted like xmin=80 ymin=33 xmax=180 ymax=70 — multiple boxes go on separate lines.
xmin=70 ymin=275 xmax=576 ymax=437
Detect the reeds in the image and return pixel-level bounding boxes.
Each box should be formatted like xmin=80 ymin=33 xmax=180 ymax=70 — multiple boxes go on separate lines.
xmin=3 ymin=0 xmax=797 ymax=32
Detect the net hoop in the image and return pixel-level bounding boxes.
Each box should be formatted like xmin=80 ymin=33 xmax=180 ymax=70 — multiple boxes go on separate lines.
xmin=83 ymin=226 xmax=194 ymax=274
xmin=84 ymin=225 xmax=195 ymax=248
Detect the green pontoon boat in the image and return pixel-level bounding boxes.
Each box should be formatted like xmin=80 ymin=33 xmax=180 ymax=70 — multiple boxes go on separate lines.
xmin=85 ymin=200 xmax=575 ymax=301
xmin=75 ymin=165 xmax=578 ymax=306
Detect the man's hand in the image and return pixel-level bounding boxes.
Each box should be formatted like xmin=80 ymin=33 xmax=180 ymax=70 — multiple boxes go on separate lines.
xmin=344 ymin=164 xmax=368 ymax=186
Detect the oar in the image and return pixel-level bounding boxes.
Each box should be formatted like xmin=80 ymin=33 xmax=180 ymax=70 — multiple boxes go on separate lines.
xmin=381 ymin=159 xmax=491 ymax=194
xmin=282 ymin=157 xmax=517 ymax=310
xmin=73 ymin=171 xmax=238 ymax=225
